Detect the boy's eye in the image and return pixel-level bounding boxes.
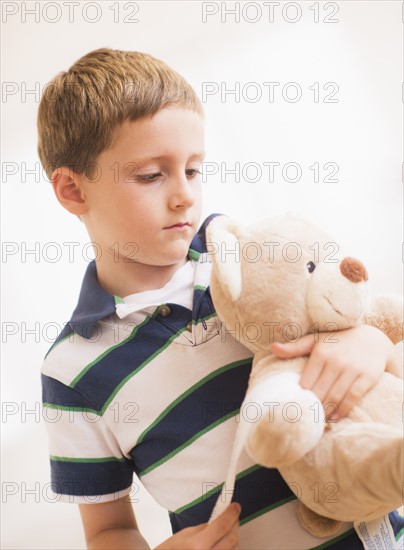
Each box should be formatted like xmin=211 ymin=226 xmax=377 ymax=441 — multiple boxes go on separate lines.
xmin=133 ymin=168 xmax=201 ymax=183
xmin=186 ymin=168 xmax=202 ymax=178
xmin=135 ymin=173 xmax=161 ymax=183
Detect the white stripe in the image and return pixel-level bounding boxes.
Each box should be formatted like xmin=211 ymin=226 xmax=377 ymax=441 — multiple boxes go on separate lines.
xmin=140 ymin=417 xmax=256 ymax=512
xmin=43 ymin=409 xmax=123 ymax=459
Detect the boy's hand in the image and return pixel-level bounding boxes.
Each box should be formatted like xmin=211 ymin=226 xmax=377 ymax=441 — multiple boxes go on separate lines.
xmin=271 ymin=324 xmax=396 ymax=420
xmin=155 ymin=502 xmax=241 ymax=549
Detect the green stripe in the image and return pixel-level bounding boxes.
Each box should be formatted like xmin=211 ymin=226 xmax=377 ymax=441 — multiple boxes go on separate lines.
xmin=50 ymin=455 xmax=126 ymax=463
xmin=70 ymin=315 xmax=152 ymax=388
xmin=236 ymin=464 xmax=261 ymax=479
xmin=188 ymin=248 xmax=200 ymax=261
xmin=310 ymin=528 xmax=355 ymax=550
xmin=42 ymin=402 xmax=100 ymax=416
xmin=114 ymin=295 xmax=124 ymax=304
xmin=175 ymin=482 xmax=224 ymax=515
xmin=139 ymin=409 xmax=240 ymax=477
xmin=395 ymin=526 xmax=404 ymax=541
xmin=44 ymin=331 xmax=74 ymax=359
xmin=137 ymin=358 xmax=250 ymax=445
xmin=240 ymin=495 xmax=297 ymax=526
xmin=174 ymin=464 xmax=261 ymax=515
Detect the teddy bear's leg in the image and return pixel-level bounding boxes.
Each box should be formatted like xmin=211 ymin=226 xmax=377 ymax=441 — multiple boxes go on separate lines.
xmin=297 ymin=502 xmax=342 ymax=538
xmin=244 ymin=372 xmax=326 ymax=468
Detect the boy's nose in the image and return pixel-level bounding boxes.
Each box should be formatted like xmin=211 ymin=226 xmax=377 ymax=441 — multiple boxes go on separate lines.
xmin=169 ymin=176 xmax=195 ymax=209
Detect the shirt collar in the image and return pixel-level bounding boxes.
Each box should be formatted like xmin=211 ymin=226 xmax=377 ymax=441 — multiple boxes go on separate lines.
xmin=68 ymin=214 xmax=221 ymax=339
xmin=68 ymin=261 xmax=117 ymax=339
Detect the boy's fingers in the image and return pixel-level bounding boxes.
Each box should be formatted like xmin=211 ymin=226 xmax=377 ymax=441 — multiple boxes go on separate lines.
xmin=322 ymin=370 xmax=355 ymax=419
xmin=304 ymin=355 xmax=348 ymax=399
xmin=203 ymin=503 xmax=241 ymax=548
xmin=336 ymin=375 xmax=371 ymax=419
xmin=299 ymin=355 xmax=324 ymax=390
xmin=212 ymin=520 xmax=239 ymax=549
xmin=271 ymin=333 xmax=315 ymax=359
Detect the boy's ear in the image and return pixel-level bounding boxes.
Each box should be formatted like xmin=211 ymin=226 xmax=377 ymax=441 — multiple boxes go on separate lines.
xmin=51 ymin=167 xmax=88 ymax=216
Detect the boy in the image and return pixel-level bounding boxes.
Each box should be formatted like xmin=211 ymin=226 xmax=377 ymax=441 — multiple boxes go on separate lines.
xmin=38 ymin=48 xmax=402 ymax=549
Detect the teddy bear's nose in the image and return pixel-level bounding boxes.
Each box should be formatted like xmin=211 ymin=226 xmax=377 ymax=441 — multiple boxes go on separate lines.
xmin=340 ymin=257 xmax=368 ymax=283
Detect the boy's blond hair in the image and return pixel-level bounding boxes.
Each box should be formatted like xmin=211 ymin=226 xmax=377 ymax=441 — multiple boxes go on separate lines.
xmin=37 ymin=48 xmax=203 ymax=180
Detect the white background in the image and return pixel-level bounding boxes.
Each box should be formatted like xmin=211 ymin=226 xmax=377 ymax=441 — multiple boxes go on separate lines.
xmin=1 ymin=1 xmax=402 ymax=548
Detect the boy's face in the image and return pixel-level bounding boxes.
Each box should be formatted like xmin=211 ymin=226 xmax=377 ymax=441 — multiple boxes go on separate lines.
xmin=79 ymin=107 xmax=205 ymax=268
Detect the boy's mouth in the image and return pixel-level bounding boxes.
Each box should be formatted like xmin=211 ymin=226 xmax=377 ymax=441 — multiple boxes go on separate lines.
xmin=164 ymin=222 xmax=191 ymax=230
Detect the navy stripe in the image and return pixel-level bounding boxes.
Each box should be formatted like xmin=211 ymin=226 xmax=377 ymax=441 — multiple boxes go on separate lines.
xmin=42 ymin=374 xmax=97 ymax=411
xmin=234 ymin=467 xmax=295 ymax=522
xmin=131 ymin=361 xmax=252 ymax=473
xmin=169 ymin=467 xmax=295 ymax=532
xmin=72 ymin=305 xmax=194 ymax=412
xmin=50 ymin=459 xmax=133 ymax=497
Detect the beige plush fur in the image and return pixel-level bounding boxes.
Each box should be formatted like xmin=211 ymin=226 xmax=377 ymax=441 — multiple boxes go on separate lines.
xmin=207 ymin=213 xmax=403 ymax=538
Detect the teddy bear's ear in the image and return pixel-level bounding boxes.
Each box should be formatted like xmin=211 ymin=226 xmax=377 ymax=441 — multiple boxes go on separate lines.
xmin=206 ymin=216 xmax=244 ymax=302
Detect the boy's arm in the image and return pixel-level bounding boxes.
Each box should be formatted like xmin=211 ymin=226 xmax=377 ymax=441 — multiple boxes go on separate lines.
xmin=79 ymin=497 xmax=148 ymax=549
xmin=79 ymin=498 xmax=241 ymax=550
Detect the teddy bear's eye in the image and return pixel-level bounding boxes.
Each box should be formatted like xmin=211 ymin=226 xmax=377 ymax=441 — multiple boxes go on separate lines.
xmin=307 ymin=261 xmax=316 ymax=273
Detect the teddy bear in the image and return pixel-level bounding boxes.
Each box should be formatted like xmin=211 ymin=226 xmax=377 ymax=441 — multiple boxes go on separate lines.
xmin=206 ymin=212 xmax=403 ymax=538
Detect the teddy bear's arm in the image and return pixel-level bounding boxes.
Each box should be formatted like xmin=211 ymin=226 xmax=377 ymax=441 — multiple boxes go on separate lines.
xmin=244 ymin=362 xmax=326 ymax=469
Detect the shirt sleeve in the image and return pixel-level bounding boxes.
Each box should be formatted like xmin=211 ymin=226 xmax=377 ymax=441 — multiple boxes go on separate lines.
xmin=41 ymin=373 xmax=134 ymax=504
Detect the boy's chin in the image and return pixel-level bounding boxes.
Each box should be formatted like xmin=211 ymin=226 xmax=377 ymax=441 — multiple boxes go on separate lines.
xmin=161 ymin=243 xmax=192 ymax=263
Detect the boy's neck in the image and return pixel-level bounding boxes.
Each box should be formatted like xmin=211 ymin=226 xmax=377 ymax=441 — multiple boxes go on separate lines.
xmin=95 ymin=256 xmax=188 ymax=298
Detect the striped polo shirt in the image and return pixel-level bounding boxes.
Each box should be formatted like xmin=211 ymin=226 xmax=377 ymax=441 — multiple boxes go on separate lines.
xmin=41 ymin=215 xmax=401 ymax=549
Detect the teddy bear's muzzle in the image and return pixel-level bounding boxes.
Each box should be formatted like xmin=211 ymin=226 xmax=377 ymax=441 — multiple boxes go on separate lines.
xmin=340 ymin=257 xmax=368 ymax=283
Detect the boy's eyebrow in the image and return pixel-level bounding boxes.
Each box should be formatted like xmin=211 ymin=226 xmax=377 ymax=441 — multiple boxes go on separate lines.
xmin=189 ymin=152 xmax=206 ymax=160
xmin=128 ymin=152 xmax=206 ymax=164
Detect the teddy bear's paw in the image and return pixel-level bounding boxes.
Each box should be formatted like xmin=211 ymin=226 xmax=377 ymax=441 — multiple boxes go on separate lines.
xmin=297 ymin=502 xmax=342 ymax=539
xmin=245 ymin=419 xmax=301 ymax=467
xmin=245 ymin=393 xmax=325 ymax=468
xmin=245 ymin=415 xmax=311 ymax=468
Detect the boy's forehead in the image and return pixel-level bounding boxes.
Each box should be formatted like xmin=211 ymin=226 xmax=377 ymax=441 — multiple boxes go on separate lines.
xmin=107 ymin=108 xmax=205 ymax=158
